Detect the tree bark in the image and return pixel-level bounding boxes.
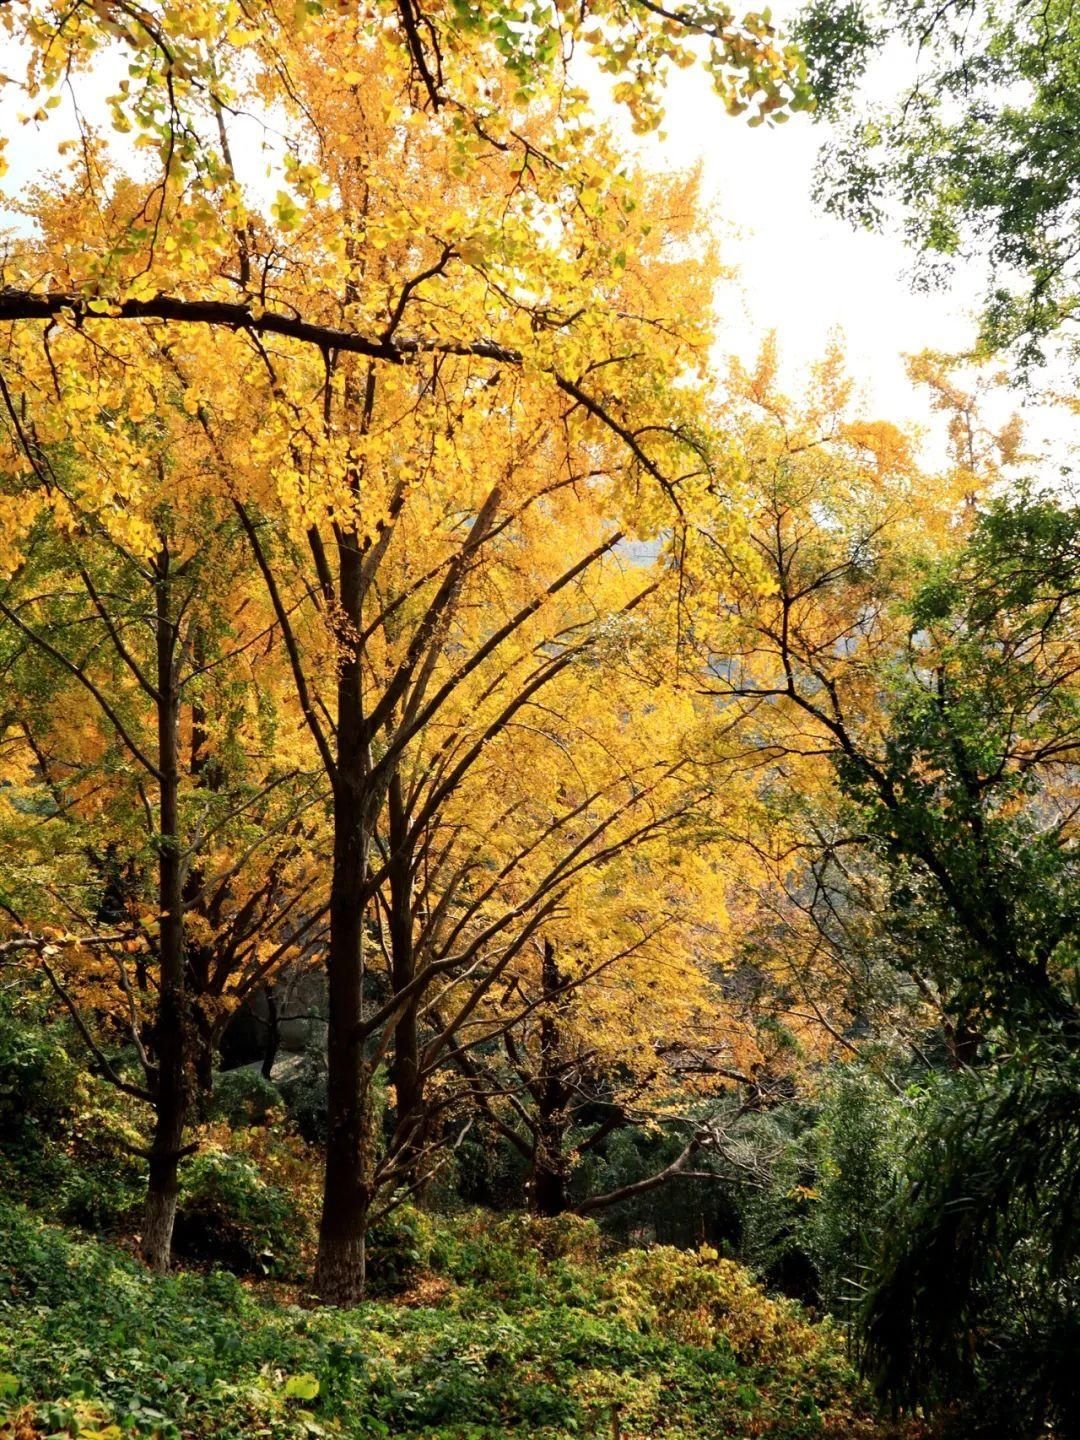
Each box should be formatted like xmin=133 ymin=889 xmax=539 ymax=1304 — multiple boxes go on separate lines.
xmin=261 ymin=985 xmax=280 ymax=1080
xmin=387 ymin=769 xmax=426 ymax=1188
xmin=142 ymin=547 xmax=190 ymax=1275
xmin=314 ymin=522 xmax=376 ymax=1306
xmin=185 ymin=633 xmax=223 ymax=1114
xmin=191 ymin=999 xmax=215 ymax=1116
xmin=530 ymin=940 xmax=570 ymax=1218
xmin=314 ymin=767 xmax=375 ymax=1302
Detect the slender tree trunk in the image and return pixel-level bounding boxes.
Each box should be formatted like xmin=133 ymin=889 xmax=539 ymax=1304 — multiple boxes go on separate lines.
xmin=530 ymin=940 xmax=570 ymax=1218
xmin=314 ymin=528 xmax=376 ymax=1306
xmin=261 ymin=986 xmax=280 ymax=1080
xmin=315 ymin=769 xmax=375 ymax=1302
xmin=392 ymin=998 xmax=425 ymax=1191
xmin=532 ymin=1138 xmax=570 ymax=1217
xmin=142 ymin=549 xmax=190 ymax=1275
xmin=387 ymin=769 xmax=425 ymax=1188
xmin=191 ymin=997 xmax=215 ymax=1117
xmin=186 ymin=633 xmax=222 ymax=1115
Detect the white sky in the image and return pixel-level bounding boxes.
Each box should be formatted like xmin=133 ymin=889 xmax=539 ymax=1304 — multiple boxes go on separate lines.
xmin=615 ymin=62 xmax=984 ymax=451
xmin=602 ymin=45 xmax=1080 ymax=480
xmin=656 ymin=80 xmax=975 ymax=401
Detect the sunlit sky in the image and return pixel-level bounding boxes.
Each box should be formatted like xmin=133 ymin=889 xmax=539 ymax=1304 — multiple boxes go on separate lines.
xmin=644 ymin=73 xmax=976 ymax=407
xmin=603 ymin=57 xmax=985 ymax=458
xmin=604 ymin=46 xmax=1078 ymax=477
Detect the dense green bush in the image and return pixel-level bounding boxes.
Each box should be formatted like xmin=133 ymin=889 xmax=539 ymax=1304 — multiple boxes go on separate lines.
xmin=365 ymin=1202 xmax=434 ymax=1295
xmin=0 ymin=1001 xmax=80 ymax=1138
xmin=435 ymin=1126 xmax=528 ymax=1211
xmin=274 ymin=1053 xmax=328 ymax=1144
xmin=208 ymin=1066 xmax=286 ymax=1127
xmin=174 ymin=1146 xmax=301 ymax=1276
xmin=722 ymin=1107 xmax=821 ymax=1306
xmin=52 ymin=1106 xmax=146 ymax=1233
xmin=0 ymin=998 xmax=145 ymax=1232
xmin=808 ymin=1068 xmax=916 ymax=1318
xmin=862 ymin=1054 xmax=1080 ymax=1438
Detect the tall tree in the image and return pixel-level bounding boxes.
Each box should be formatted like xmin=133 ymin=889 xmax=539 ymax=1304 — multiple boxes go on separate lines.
xmin=853 ymin=494 xmax=1080 ymax=1436
xmin=691 ymin=342 xmax=1080 ymax=1430
xmin=0 ymin=481 xmax=317 ymax=1271
xmin=0 ymin=0 xmax=805 ymax=1302
xmin=367 ymin=646 xmax=760 ymax=1220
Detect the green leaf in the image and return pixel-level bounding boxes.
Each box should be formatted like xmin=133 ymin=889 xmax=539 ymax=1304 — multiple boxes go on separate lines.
xmin=283 ymin=1373 xmax=320 ymax=1401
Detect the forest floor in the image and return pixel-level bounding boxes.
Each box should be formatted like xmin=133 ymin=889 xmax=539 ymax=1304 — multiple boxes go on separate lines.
xmin=0 ymin=1199 xmax=917 ymax=1440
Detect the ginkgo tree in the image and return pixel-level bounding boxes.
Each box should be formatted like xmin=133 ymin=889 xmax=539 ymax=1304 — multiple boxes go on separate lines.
xmin=669 ymin=343 xmax=977 ymax=1058
xmin=0 ymin=450 xmax=325 ymax=1272
xmin=0 ymin=0 xmax=810 ymax=1302
xmin=0 ymin=1 xmax=810 ymax=207
xmin=360 ymin=589 xmax=761 ymax=1222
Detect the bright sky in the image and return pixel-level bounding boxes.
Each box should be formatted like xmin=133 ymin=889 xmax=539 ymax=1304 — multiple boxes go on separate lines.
xmin=600 ymin=45 xmax=1080 ymax=480
xmin=622 ymin=63 xmax=981 ymax=442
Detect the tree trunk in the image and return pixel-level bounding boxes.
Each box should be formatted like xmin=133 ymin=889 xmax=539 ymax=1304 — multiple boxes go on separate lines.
xmin=387 ymin=769 xmax=426 ymax=1188
xmin=185 ymin=637 xmax=222 ymax=1116
xmin=317 ymin=800 xmax=368 ymax=1300
xmin=261 ymin=985 xmax=280 ymax=1080
xmin=142 ymin=549 xmax=190 ymax=1275
xmin=532 ymin=1139 xmax=570 ymax=1218
xmin=314 ymin=767 xmax=375 ymax=1303
xmin=315 ymin=1049 xmax=376 ymax=1303
xmin=314 ymin=526 xmax=376 ymax=1306
xmin=143 ymin=1063 xmax=185 ymax=1272
xmin=530 ymin=940 xmax=570 ymax=1218
xmin=191 ymin=998 xmax=215 ymax=1117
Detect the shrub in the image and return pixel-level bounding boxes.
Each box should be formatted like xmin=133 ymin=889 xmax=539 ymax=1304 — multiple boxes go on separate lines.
xmin=174 ymin=1146 xmax=300 ymax=1276
xmin=0 ymin=1000 xmax=145 ymax=1231
xmin=208 ymin=1067 xmax=285 ymax=1127
xmin=365 ymin=1203 xmax=435 ymax=1295
xmin=809 ymin=1067 xmax=915 ymax=1318
xmin=609 ymin=1244 xmax=824 ymax=1361
xmin=0 ymin=1198 xmax=904 ymax=1440
xmin=54 ymin=1100 xmax=145 ymax=1232
xmin=0 ymin=1004 xmax=80 ymax=1137
xmin=0 ymin=1198 xmax=897 ymax=1440
xmin=274 ymin=1053 xmax=328 ymax=1144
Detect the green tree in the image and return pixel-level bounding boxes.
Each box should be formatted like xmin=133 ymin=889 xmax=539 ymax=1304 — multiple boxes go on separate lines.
xmin=696 ymin=354 xmax=1080 ymax=1425
xmin=799 ymin=0 xmax=1080 ymax=368
xmin=842 ymin=494 xmax=1080 ymax=1434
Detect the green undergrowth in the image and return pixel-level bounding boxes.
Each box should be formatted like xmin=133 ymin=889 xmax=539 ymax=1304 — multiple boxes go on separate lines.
xmin=0 ymin=1201 xmax=903 ymax=1440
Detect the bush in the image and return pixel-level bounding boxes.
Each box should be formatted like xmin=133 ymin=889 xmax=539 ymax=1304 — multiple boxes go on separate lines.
xmin=274 ymin=1053 xmax=328 ymax=1144
xmin=862 ymin=1056 xmax=1080 ymax=1438
xmin=208 ymin=1066 xmax=285 ymax=1127
xmin=174 ymin=1146 xmax=301 ymax=1276
xmin=0 ymin=999 xmax=145 ymax=1231
xmin=0 ymin=1003 xmax=81 ymax=1137
xmin=610 ymin=1245 xmax=820 ymax=1365
xmin=808 ymin=1067 xmax=915 ymax=1318
xmin=54 ymin=1100 xmax=145 ymax=1232
xmin=365 ymin=1202 xmax=434 ymax=1294
xmin=449 ymin=1126 xmax=529 ymax=1210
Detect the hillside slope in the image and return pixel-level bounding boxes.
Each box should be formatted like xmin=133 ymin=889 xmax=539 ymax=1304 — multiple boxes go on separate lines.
xmin=0 ymin=1202 xmax=904 ymax=1440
